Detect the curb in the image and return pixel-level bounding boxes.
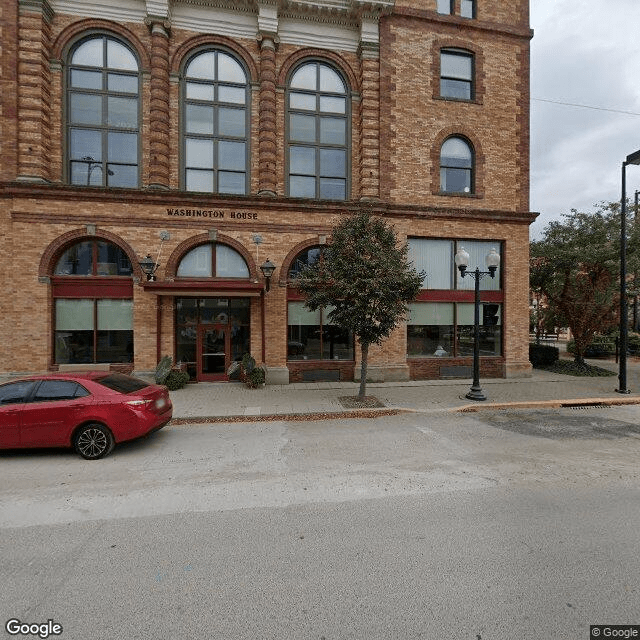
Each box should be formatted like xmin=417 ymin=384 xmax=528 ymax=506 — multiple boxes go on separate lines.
xmin=170 ymin=407 xmax=406 ymax=424
xmin=456 ymin=396 xmax=640 ymax=413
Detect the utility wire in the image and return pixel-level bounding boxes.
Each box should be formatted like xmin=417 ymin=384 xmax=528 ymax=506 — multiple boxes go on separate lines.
xmin=532 ymin=97 xmax=640 ymax=117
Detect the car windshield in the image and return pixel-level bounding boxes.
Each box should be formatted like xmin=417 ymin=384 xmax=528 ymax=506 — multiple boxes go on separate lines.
xmin=95 ymin=373 xmax=150 ymax=394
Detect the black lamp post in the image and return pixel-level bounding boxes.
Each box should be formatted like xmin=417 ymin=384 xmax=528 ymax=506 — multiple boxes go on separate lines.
xmin=139 ymin=254 xmax=159 ymax=281
xmin=260 ymin=258 xmax=276 ymax=292
xmin=617 ymin=149 xmax=640 ymax=393
xmin=455 ymin=246 xmax=501 ymax=401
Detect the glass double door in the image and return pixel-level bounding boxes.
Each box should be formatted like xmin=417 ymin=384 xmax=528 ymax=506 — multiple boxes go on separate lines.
xmin=175 ymin=298 xmax=251 ymax=382
xmin=198 ymin=324 xmax=228 ymax=381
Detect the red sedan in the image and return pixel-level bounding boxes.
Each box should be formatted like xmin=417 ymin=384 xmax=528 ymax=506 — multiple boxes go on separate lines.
xmin=0 ymin=372 xmax=172 ymax=459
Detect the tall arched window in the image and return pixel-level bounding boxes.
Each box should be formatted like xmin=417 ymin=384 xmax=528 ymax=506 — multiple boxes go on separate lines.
xmin=182 ymin=49 xmax=249 ymax=194
xmin=440 ymin=136 xmax=474 ymax=194
xmin=287 ymin=61 xmax=349 ymax=200
xmin=53 ymin=240 xmax=133 ymax=364
xmin=67 ymin=35 xmax=140 ymax=187
xmin=177 ymin=243 xmax=249 ymax=278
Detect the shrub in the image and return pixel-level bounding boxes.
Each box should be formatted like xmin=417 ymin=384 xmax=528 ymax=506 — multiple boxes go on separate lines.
xmin=567 ymin=336 xmax=615 ymax=357
xmin=164 ymin=369 xmax=190 ymax=390
xmin=246 ymin=366 xmax=266 ymax=388
xmin=529 ymin=343 xmax=559 ymax=367
xmin=241 ymin=352 xmax=256 ymax=374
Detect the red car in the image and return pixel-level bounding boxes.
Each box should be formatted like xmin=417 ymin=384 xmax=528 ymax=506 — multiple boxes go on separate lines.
xmin=0 ymin=372 xmax=172 ymax=459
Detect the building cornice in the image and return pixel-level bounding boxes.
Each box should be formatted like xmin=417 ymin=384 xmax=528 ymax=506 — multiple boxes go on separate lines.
xmin=1 ymin=183 xmax=538 ymax=226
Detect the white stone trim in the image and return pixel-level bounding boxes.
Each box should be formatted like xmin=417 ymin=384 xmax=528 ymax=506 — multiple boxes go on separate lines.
xmin=51 ymin=0 xmax=147 ymax=22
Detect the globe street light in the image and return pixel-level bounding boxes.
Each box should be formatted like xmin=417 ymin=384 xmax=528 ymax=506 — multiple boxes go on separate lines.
xmin=455 ymin=246 xmax=500 ymax=401
xmin=617 ymin=149 xmax=640 ymax=393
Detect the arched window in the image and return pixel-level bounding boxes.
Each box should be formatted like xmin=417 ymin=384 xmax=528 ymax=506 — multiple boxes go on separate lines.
xmin=53 ymin=240 xmax=133 ymax=364
xmin=286 ymin=61 xmax=349 ymax=200
xmin=54 ymin=240 xmax=132 ymax=276
xmin=288 ymin=245 xmax=326 ymax=279
xmin=177 ymin=243 xmax=249 ymax=278
xmin=182 ymin=49 xmax=249 ymax=194
xmin=67 ymin=35 xmax=140 ymax=187
xmin=440 ymin=136 xmax=473 ymax=194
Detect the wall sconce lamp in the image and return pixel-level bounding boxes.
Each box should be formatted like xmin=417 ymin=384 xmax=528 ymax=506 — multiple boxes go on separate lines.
xmin=260 ymin=258 xmax=276 ymax=292
xmin=139 ymin=254 xmax=159 ymax=281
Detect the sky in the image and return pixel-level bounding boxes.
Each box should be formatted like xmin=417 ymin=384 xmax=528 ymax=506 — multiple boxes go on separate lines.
xmin=529 ymin=0 xmax=640 ymax=238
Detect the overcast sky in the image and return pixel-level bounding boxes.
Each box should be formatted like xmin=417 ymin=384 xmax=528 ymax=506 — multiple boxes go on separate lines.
xmin=529 ymin=0 xmax=640 ymax=238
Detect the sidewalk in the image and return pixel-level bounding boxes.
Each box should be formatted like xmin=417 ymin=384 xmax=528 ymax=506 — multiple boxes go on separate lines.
xmin=169 ymin=357 xmax=640 ymax=422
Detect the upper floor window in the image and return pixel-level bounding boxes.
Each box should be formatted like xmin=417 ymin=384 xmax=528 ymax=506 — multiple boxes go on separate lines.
xmin=287 ymin=61 xmax=349 ymax=200
xmin=177 ymin=243 xmax=249 ymax=278
xmin=440 ymin=136 xmax=473 ymax=194
xmin=437 ymin=0 xmax=475 ymax=18
xmin=67 ymin=35 xmax=140 ymax=188
xmin=440 ymin=49 xmax=473 ymax=100
xmin=437 ymin=0 xmax=453 ymax=14
xmin=182 ymin=49 xmax=249 ymax=195
xmin=460 ymin=0 xmax=475 ymax=18
xmin=408 ymin=239 xmax=501 ymax=291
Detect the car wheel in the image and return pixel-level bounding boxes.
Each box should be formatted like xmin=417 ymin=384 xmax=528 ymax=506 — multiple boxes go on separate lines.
xmin=74 ymin=423 xmax=115 ymax=460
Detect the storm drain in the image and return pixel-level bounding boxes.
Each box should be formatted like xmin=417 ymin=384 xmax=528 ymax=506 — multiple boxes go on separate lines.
xmin=563 ymin=403 xmax=611 ymax=410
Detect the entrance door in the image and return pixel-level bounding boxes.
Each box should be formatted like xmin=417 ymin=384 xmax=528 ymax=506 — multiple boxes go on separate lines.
xmin=198 ymin=325 xmax=229 ymax=381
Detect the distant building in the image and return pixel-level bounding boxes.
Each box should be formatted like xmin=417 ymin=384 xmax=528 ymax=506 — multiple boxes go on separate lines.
xmin=0 ymin=0 xmax=535 ymax=383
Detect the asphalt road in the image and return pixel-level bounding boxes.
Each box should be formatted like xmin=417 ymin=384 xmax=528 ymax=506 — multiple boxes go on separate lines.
xmin=2 ymin=408 xmax=640 ymax=639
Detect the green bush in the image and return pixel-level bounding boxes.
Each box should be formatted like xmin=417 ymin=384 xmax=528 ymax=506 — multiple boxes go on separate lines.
xmin=164 ymin=369 xmax=190 ymax=390
xmin=529 ymin=343 xmax=559 ymax=367
xmin=241 ymin=352 xmax=256 ymax=373
xmin=246 ymin=366 xmax=265 ymax=388
xmin=567 ymin=337 xmax=615 ymax=357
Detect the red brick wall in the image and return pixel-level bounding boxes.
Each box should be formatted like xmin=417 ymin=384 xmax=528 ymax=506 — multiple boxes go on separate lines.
xmin=0 ymin=1 xmax=534 ymax=380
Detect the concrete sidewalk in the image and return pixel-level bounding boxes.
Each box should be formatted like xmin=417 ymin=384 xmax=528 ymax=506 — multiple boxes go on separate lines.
xmin=169 ymin=357 xmax=640 ymax=422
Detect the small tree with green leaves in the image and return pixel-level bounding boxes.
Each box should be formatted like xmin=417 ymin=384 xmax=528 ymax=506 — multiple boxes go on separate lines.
xmin=297 ymin=209 xmax=423 ymax=399
xmin=530 ymin=202 xmax=640 ymax=365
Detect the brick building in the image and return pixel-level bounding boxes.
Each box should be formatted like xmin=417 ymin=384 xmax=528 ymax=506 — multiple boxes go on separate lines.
xmin=0 ymin=0 xmax=535 ymax=383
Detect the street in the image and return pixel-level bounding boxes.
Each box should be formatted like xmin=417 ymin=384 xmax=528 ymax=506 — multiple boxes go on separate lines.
xmin=2 ymin=408 xmax=640 ymax=639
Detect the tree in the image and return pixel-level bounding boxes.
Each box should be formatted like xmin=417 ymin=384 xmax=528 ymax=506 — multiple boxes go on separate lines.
xmin=530 ymin=202 xmax=640 ymax=365
xmin=297 ymin=209 xmax=423 ymax=399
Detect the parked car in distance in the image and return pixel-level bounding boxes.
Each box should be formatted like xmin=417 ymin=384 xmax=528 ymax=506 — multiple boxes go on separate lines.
xmin=0 ymin=372 xmax=172 ymax=459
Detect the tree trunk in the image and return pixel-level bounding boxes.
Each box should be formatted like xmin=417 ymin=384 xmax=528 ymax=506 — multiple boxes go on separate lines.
xmin=358 ymin=342 xmax=369 ymax=399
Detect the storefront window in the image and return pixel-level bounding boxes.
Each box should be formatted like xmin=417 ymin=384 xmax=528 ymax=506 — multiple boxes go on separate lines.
xmin=287 ymin=301 xmax=353 ymax=361
xmin=53 ymin=239 xmax=133 ymax=365
xmin=407 ymin=303 xmax=454 ymax=356
xmin=408 ymin=238 xmax=501 ymax=291
xmin=407 ymin=302 xmax=501 ymax=357
xmin=455 ymin=302 xmax=501 ymax=356
xmin=55 ymin=299 xmax=133 ymax=364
